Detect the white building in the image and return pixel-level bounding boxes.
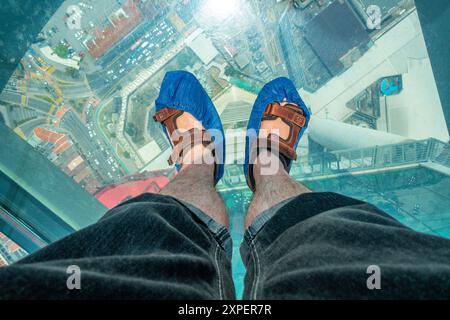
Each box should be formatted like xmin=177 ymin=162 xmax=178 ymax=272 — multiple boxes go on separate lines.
xmin=186 ymin=29 xmax=219 ymax=65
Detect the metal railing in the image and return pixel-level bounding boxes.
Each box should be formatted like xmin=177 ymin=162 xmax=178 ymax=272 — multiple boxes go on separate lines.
xmin=218 ymin=138 xmax=450 ymax=190
xmin=291 ymin=138 xmax=447 ymax=179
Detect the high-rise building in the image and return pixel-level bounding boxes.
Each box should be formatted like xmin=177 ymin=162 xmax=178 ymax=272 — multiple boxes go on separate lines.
xmin=0 ymin=0 xmax=449 ymax=298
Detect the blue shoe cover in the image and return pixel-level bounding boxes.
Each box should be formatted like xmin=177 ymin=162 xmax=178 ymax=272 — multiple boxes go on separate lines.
xmin=155 ymin=71 xmax=225 ymax=184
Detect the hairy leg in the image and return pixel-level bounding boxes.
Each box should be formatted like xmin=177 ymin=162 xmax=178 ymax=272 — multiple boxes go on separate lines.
xmin=245 ymin=100 xmax=311 ymax=229
xmin=245 ymin=150 xmax=311 ymax=229
xmin=160 ymin=112 xmax=229 ymax=228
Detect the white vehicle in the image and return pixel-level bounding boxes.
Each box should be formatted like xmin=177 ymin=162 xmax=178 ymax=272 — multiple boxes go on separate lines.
xmin=119 ymin=68 xmax=125 ymax=74
xmin=141 ymin=41 xmax=149 ymax=49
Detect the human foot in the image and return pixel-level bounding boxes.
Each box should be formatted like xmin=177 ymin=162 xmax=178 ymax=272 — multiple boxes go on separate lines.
xmin=244 ymin=77 xmax=311 ymax=192
xmin=247 ymin=100 xmax=308 ymax=191
xmin=258 ymin=100 xmax=292 ymax=141
xmin=155 ymin=71 xmax=228 ymax=228
xmin=154 ymin=109 xmax=216 ymax=171
xmin=154 ymin=70 xmax=225 ymax=184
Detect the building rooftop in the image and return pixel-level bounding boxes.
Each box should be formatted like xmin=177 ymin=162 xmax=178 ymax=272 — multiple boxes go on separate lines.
xmin=95 ymin=176 xmax=169 ymax=208
xmin=303 ymin=0 xmax=370 ymax=75
xmin=87 ymin=0 xmax=143 ymax=59
xmin=187 ymin=30 xmax=219 ymax=65
xmin=33 ymin=127 xmax=71 ymax=155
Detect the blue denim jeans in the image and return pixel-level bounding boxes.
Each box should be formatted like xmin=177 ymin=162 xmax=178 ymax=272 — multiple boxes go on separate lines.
xmin=1 ymin=192 xmax=450 ymax=299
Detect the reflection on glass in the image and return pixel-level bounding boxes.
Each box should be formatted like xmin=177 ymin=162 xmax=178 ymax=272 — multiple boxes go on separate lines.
xmin=0 ymin=232 xmax=28 ymax=266
xmin=0 ymin=0 xmax=449 ymax=297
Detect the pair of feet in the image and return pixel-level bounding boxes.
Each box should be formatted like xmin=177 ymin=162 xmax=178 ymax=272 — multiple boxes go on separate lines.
xmin=167 ymin=100 xmax=293 ymax=170
xmin=155 ymin=71 xmax=311 ymax=229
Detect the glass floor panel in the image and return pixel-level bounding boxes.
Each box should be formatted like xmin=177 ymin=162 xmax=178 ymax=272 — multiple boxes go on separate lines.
xmin=0 ymin=232 xmax=28 ymax=266
xmin=222 ymin=165 xmax=450 ymax=297
xmin=0 ymin=0 xmax=449 ymax=299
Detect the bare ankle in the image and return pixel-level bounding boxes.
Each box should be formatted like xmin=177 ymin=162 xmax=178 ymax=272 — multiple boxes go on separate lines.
xmin=246 ymin=152 xmax=311 ymax=229
xmin=161 ymin=164 xmax=229 ymax=228
xmin=253 ymin=150 xmax=287 ymax=184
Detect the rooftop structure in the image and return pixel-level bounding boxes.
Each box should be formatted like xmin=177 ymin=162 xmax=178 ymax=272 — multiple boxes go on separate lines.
xmin=186 ymin=30 xmax=219 ymax=65
xmin=139 ymin=0 xmax=170 ymax=19
xmin=303 ymin=0 xmax=370 ymax=76
xmin=0 ymin=232 xmax=28 ymax=265
xmin=356 ymin=0 xmax=405 ymax=21
xmin=39 ymin=46 xmax=80 ymax=70
xmin=220 ymin=100 xmax=252 ymax=127
xmin=33 ymin=127 xmax=71 ymax=155
xmin=95 ymin=176 xmax=169 ymax=209
xmin=86 ymin=0 xmax=143 ymax=59
xmin=277 ymin=8 xmax=332 ymax=91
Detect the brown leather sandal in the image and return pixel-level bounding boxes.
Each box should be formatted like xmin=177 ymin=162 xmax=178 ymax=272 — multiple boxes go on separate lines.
xmin=153 ymin=107 xmax=216 ymax=169
xmin=247 ymin=102 xmax=307 ymax=191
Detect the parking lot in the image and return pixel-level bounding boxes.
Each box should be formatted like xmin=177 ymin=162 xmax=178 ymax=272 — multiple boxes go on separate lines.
xmin=87 ymin=17 xmax=178 ymax=98
xmin=42 ymin=0 xmax=124 ymax=70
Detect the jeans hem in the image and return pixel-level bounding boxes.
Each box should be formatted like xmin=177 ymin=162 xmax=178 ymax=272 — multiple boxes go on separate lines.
xmin=111 ymin=192 xmax=233 ymax=260
xmin=178 ymin=199 xmax=233 ymax=261
xmin=240 ymin=192 xmax=365 ymax=264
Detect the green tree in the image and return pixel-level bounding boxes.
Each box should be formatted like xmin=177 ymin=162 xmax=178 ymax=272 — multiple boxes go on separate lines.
xmin=224 ymin=65 xmax=238 ymax=77
xmin=54 ymin=44 xmax=69 ymax=59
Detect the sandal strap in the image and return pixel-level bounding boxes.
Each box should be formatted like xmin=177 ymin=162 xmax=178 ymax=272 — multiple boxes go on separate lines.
xmin=153 ymin=108 xmax=183 ymax=124
xmin=278 ymin=139 xmax=298 ymax=160
xmin=262 ymin=102 xmax=305 ymax=161
xmin=248 ymin=134 xmax=288 ymax=191
xmin=247 ymin=102 xmax=306 ymax=191
xmin=153 ymin=107 xmax=185 ymax=140
xmin=248 ymin=134 xmax=293 ymax=170
xmin=168 ymin=128 xmax=214 ymax=166
xmin=154 ymin=108 xmax=216 ymax=166
xmin=263 ymin=102 xmax=306 ymax=128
